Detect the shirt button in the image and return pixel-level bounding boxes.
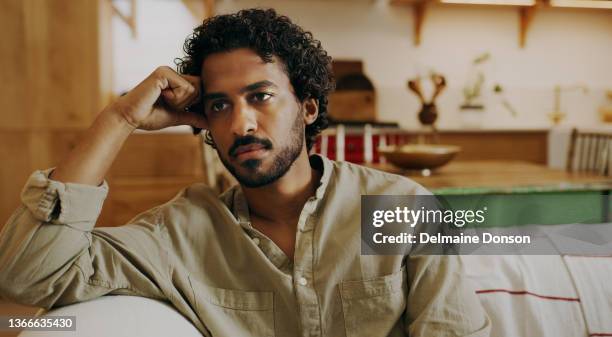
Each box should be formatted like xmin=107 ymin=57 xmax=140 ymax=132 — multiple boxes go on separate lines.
xmin=298 ymin=277 xmax=308 ymax=286
xmin=252 ymin=237 xmax=260 ymax=245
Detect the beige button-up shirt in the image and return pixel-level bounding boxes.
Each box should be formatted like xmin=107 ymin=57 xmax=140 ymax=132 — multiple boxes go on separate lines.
xmin=0 ymin=155 xmax=490 ymax=337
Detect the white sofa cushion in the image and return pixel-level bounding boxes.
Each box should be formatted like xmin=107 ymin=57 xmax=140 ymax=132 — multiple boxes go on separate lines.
xmin=18 ymin=295 xmax=201 ymax=337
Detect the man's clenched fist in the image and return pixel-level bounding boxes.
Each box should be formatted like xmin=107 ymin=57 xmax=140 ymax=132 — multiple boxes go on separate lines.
xmin=110 ymin=66 xmax=207 ymax=131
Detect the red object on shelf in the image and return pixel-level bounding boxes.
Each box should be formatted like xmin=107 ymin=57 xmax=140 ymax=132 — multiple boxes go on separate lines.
xmin=313 ymin=132 xmax=412 ymax=163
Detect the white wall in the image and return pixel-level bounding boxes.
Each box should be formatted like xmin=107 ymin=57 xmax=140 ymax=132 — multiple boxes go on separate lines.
xmin=112 ymin=0 xmax=198 ymax=95
xmin=113 ymin=0 xmax=612 ymax=130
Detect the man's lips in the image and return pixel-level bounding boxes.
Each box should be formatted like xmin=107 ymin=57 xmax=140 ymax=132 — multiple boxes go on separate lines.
xmin=228 ymin=136 xmax=273 ymax=159
xmin=233 ymin=144 xmax=266 ymax=156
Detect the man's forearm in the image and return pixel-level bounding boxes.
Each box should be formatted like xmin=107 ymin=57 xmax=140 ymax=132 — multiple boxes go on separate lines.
xmin=50 ymin=66 xmax=204 ymax=186
xmin=50 ymin=108 xmax=136 ymax=186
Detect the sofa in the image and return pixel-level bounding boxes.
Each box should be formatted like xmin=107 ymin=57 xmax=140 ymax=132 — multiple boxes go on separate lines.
xmin=18 ymin=254 xmax=612 ymax=337
xmin=17 ymin=295 xmax=201 ymax=337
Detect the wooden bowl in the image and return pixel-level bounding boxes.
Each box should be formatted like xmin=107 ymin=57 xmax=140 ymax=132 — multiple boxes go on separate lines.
xmin=379 ymin=144 xmax=461 ymax=170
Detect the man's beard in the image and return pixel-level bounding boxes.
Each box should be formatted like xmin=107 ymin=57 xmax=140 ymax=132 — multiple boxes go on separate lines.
xmin=217 ymin=114 xmax=305 ymax=188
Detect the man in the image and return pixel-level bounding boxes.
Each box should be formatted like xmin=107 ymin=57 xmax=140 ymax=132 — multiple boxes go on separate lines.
xmin=0 ymin=8 xmax=490 ymax=337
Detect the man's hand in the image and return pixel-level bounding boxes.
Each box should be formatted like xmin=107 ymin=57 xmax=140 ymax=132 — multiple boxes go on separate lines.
xmin=112 ymin=66 xmax=207 ymax=131
xmin=51 ymin=66 xmax=209 ymax=186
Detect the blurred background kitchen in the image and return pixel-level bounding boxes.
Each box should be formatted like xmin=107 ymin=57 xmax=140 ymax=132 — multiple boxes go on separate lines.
xmin=0 ymin=0 xmax=611 ymax=331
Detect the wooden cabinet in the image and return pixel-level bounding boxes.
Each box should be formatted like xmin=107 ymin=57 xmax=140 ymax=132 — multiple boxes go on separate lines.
xmin=314 ymin=127 xmax=548 ymax=165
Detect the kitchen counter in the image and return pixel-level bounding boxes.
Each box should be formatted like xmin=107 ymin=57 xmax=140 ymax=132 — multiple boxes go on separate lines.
xmin=368 ymin=160 xmax=612 ymax=194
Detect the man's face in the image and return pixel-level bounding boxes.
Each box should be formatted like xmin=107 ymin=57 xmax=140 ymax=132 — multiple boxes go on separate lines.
xmin=200 ymin=48 xmax=307 ymax=188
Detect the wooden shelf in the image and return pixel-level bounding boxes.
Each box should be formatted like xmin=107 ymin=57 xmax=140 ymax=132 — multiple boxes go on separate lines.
xmin=390 ymin=0 xmax=558 ymax=48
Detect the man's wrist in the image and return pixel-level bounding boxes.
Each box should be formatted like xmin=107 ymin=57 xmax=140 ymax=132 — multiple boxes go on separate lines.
xmin=98 ymin=105 xmax=139 ymax=134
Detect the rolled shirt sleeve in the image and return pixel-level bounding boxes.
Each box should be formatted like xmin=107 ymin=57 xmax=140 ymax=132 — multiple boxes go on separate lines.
xmin=20 ymin=169 xmax=109 ymax=226
xmin=0 ymin=169 xmax=171 ymax=309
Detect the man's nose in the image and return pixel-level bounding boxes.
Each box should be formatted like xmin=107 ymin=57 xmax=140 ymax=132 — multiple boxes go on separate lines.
xmin=230 ymin=101 xmax=257 ymax=136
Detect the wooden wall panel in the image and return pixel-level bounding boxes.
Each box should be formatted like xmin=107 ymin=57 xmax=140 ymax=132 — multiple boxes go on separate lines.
xmin=0 ymin=132 xmax=33 ymax=225
xmin=109 ymin=134 xmax=205 ymax=178
xmin=0 ymin=0 xmax=28 ymax=129
xmin=0 ymin=0 xmax=112 ymax=227
xmin=0 ymin=0 xmax=111 ymax=131
xmin=45 ymin=0 xmax=101 ymax=128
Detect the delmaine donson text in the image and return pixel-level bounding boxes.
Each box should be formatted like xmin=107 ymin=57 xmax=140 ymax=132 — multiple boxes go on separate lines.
xmin=370 ymin=206 xmax=531 ymax=244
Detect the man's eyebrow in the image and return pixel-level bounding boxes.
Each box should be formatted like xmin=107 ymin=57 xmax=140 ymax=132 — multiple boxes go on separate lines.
xmin=240 ymin=80 xmax=277 ymax=93
xmin=201 ymin=92 xmax=227 ymax=102
xmin=202 ymin=81 xmax=277 ymax=102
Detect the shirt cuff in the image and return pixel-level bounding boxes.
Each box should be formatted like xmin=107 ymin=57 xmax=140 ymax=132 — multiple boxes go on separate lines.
xmin=20 ymin=169 xmax=109 ymax=224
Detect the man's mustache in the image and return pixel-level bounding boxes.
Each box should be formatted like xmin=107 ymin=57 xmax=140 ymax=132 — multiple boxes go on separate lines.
xmin=228 ymin=135 xmax=273 ymax=158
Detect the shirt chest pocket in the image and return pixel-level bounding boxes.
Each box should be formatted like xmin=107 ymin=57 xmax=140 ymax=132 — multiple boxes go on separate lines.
xmin=188 ymin=276 xmax=275 ymax=337
xmin=339 ymin=266 xmax=407 ymax=337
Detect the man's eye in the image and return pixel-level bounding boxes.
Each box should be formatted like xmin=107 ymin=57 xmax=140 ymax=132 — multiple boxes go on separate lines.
xmin=209 ymin=101 xmax=229 ymax=112
xmin=251 ymin=92 xmax=273 ymax=102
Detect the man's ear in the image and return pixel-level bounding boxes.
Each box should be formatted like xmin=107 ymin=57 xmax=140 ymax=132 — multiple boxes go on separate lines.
xmin=188 ymin=106 xmax=210 ymax=130
xmin=302 ymin=98 xmax=319 ymax=126
xmin=195 ymin=114 xmax=210 ymax=130
xmin=190 ymin=113 xmax=209 ymax=135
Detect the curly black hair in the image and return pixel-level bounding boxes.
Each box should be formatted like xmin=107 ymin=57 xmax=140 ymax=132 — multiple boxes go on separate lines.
xmin=175 ymin=8 xmax=334 ymax=151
